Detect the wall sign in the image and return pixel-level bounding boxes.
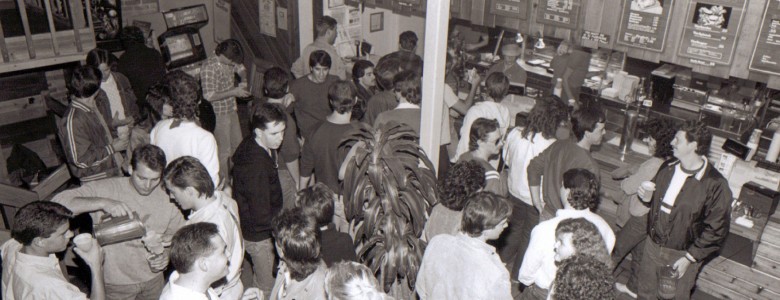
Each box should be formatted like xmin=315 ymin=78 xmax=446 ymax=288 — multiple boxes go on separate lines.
xmin=677 ymin=0 xmax=747 ymax=66
xmin=536 ymin=0 xmax=581 ymax=29
xmin=258 ymin=0 xmax=276 ymax=37
xmin=749 ymin=0 xmax=780 ymax=76
xmin=491 ymin=0 xmax=530 ymax=19
xmin=582 ymin=30 xmax=610 ymax=45
xmin=617 ymin=0 xmax=674 ymax=52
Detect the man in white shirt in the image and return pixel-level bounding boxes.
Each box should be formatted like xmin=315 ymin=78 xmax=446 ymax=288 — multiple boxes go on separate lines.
xmin=164 ymin=156 xmax=244 ymax=300
xmin=291 ymin=16 xmax=347 ymax=80
xmin=417 ymin=192 xmax=514 ymax=300
xmin=1 ymin=201 xmax=105 ymax=300
xmin=500 ymin=98 xmax=569 ymax=279
xmin=161 ymin=222 xmax=262 ymax=300
xmin=518 ymin=168 xmax=615 ymax=300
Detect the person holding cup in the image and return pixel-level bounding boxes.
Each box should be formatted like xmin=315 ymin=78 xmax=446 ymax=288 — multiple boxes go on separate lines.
xmin=635 ymin=120 xmax=733 ymax=299
xmin=53 ymin=144 xmax=186 ymax=300
xmin=1 ymin=201 xmax=106 ymax=300
xmin=607 ymin=117 xmax=676 ymax=298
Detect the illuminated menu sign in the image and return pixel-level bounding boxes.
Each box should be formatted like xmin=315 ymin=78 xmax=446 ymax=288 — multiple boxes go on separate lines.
xmin=749 ymin=0 xmax=780 ymax=75
xmin=536 ymin=0 xmax=581 ymax=29
xmin=491 ymin=0 xmax=530 ymax=20
xmin=617 ymin=0 xmax=674 ymax=52
xmin=677 ymin=0 xmax=746 ymax=66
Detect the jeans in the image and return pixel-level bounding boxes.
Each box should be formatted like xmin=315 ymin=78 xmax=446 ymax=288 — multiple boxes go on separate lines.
xmin=244 ymin=238 xmax=276 ymax=297
xmin=104 ymin=274 xmax=164 ymax=300
xmin=497 ymin=195 xmax=538 ymax=279
xmin=611 ymin=214 xmax=647 ymax=293
xmin=215 ymin=111 xmax=242 ymax=174
xmin=637 ymin=240 xmax=701 ymax=299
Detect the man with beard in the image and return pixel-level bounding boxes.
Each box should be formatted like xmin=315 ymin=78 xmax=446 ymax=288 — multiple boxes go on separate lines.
xmin=53 ymin=144 xmax=186 ymax=300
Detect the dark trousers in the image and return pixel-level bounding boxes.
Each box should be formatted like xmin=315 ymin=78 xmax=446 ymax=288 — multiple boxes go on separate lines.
xmin=497 ymin=195 xmax=539 ymax=279
xmin=611 ymin=214 xmax=647 ymax=292
xmin=637 ymin=240 xmax=701 ymax=300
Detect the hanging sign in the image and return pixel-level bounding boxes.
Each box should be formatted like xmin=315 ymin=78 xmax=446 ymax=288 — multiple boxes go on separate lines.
xmin=749 ymin=0 xmax=780 ymax=76
xmin=677 ymin=0 xmax=747 ymax=66
xmin=536 ymin=0 xmax=582 ymax=29
xmin=617 ymin=0 xmax=674 ymax=52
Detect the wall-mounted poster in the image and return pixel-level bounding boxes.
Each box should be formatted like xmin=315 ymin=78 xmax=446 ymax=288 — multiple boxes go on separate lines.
xmin=87 ymin=0 xmax=122 ymax=51
xmin=536 ymin=0 xmax=581 ymax=29
xmin=677 ymin=0 xmax=746 ymax=66
xmin=749 ymin=0 xmax=780 ymax=76
xmin=617 ymin=0 xmax=674 ymax=52
xmin=259 ymin=0 xmax=276 ymax=37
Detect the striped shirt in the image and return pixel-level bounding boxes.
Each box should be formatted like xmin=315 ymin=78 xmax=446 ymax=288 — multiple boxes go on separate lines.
xmin=57 ymin=99 xmax=120 ymax=181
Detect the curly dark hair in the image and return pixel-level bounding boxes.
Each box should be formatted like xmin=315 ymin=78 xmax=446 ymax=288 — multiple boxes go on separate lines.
xmin=562 ymin=168 xmax=600 ymax=211
xmin=164 ymin=70 xmax=199 ymax=120
xmin=438 ymin=160 xmax=486 ymax=211
xmin=555 ymin=218 xmax=611 ymax=268
xmin=641 ymin=117 xmax=677 ymax=159
xmin=552 ymin=255 xmax=614 ymax=300
xmin=524 ymin=97 xmax=570 ymax=140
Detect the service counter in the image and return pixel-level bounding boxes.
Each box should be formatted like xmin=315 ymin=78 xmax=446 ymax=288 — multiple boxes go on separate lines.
xmin=592 ymin=139 xmax=780 ymax=300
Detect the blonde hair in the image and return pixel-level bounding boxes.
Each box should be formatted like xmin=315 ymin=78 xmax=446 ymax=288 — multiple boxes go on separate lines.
xmin=325 ymin=262 xmax=394 ymax=300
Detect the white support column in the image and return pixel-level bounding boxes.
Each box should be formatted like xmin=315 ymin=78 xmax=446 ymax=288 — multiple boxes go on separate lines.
xmin=299 ymin=1 xmax=315 ymax=56
xmin=420 ymin=0 xmax=450 ymax=174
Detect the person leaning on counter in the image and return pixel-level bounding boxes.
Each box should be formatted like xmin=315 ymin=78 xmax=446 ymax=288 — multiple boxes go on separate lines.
xmin=550 ymin=40 xmax=590 ymax=108
xmin=487 ymin=44 xmax=528 ymax=87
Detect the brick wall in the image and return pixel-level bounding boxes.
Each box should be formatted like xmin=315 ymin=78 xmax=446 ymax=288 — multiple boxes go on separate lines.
xmin=121 ymin=0 xmax=159 ymax=24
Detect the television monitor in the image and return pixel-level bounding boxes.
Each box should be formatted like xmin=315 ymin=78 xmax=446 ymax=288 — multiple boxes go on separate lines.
xmin=158 ymin=29 xmax=206 ymax=69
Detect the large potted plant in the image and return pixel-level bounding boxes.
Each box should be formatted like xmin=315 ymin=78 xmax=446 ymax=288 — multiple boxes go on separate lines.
xmin=341 ymin=121 xmax=439 ymax=298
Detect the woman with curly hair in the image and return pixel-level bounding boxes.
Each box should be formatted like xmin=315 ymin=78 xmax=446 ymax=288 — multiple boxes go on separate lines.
xmin=553 ymin=218 xmax=611 ymax=268
xmin=150 ymin=71 xmax=221 ymax=187
xmin=422 ymin=160 xmax=486 ymax=242
xmin=550 ymin=255 xmax=614 ymax=300
xmin=518 ymin=168 xmax=614 ymax=300
xmin=325 ymin=261 xmax=394 ymax=300
xmin=608 ymin=117 xmax=676 ymax=298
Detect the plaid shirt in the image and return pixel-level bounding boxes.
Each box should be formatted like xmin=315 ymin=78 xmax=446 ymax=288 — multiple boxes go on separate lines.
xmin=200 ymin=56 xmax=244 ymax=115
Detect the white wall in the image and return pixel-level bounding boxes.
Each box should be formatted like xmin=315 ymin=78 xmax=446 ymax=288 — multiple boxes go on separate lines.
xmin=322 ymin=2 xmax=426 ymax=58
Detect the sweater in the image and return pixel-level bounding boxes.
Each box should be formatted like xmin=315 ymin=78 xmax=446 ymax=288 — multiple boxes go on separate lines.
xmin=231 ymin=137 xmax=284 ymax=241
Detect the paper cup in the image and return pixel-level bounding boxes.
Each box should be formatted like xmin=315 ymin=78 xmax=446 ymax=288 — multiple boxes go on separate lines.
xmin=73 ymin=233 xmax=93 ymax=252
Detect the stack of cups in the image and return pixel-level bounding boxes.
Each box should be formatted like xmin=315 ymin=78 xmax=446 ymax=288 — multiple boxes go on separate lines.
xmin=767 ymin=130 xmax=780 ymax=163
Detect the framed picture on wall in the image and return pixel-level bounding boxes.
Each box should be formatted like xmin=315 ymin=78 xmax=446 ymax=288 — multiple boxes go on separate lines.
xmin=370 ymin=12 xmax=384 ymax=32
xmin=86 ymin=0 xmax=123 ymax=51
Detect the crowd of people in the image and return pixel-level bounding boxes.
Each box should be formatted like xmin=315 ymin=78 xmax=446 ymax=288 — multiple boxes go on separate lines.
xmin=1 ymin=16 xmax=734 ymax=300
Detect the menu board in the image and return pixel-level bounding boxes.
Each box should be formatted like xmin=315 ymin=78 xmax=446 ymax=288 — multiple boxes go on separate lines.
xmin=616 ymin=0 xmax=674 ymax=52
xmin=677 ymin=0 xmax=746 ymax=66
xmin=749 ymin=0 xmax=780 ymax=75
xmin=491 ymin=0 xmax=530 ymax=20
xmin=536 ymin=0 xmax=581 ymax=29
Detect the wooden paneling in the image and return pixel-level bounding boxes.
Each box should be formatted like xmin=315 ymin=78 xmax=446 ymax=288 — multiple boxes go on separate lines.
xmin=519 ymin=0 xmax=780 ymax=84
xmin=231 ymin=0 xmax=299 ymax=69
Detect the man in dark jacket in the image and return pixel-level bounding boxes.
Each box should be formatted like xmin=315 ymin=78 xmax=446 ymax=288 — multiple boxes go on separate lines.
xmin=117 ymin=26 xmax=166 ymax=103
xmin=635 ymin=120 xmax=732 ymax=299
xmin=231 ymin=102 xmax=286 ymax=296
